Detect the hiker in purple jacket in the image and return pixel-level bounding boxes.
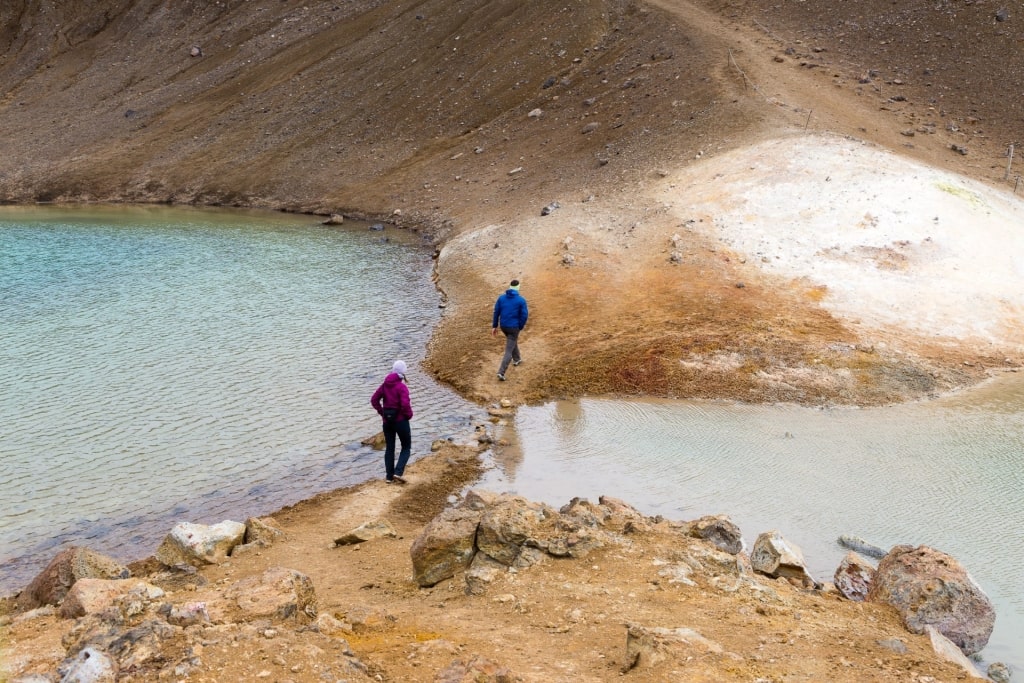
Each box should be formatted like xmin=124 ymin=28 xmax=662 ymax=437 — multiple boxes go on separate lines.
xmin=370 ymin=360 xmax=413 ymax=483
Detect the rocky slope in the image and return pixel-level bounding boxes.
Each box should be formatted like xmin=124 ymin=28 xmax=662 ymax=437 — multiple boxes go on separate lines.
xmin=3 ymin=0 xmax=1022 ymax=405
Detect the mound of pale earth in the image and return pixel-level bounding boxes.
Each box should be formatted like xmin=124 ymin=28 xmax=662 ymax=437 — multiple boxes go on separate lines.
xmin=657 ymin=133 xmax=1024 ymax=352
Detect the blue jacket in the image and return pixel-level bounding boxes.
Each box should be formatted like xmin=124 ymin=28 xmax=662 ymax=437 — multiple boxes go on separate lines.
xmin=492 ymin=289 xmax=528 ymax=329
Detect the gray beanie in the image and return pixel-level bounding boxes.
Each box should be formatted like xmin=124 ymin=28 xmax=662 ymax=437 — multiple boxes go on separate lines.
xmin=392 ymin=360 xmax=408 ymax=376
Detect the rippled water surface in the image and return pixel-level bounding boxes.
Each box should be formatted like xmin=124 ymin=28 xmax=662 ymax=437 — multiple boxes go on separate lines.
xmin=480 ymin=379 xmax=1024 ymax=668
xmin=3 ymin=205 xmax=1021 ymax=670
xmin=0 ymin=206 xmax=481 ymax=591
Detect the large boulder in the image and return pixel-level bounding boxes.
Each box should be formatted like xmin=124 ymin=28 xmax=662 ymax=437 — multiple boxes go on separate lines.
xmin=749 ymin=530 xmax=815 ymax=586
xmin=833 ymin=551 xmax=875 ymax=601
xmin=476 ymin=495 xmax=552 ymax=566
xmin=410 ymin=507 xmax=482 ymax=587
xmin=154 ymin=520 xmax=246 ymax=567
xmin=477 ymin=494 xmax=605 ymax=564
xmin=867 ymin=544 xmax=995 ymax=655
xmin=17 ymin=547 xmax=130 ymax=611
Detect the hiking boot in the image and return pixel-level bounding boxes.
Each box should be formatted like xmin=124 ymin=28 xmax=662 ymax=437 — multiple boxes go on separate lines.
xmin=497 ymin=373 xmax=506 ymax=381
xmin=513 ymin=359 xmax=522 ymax=366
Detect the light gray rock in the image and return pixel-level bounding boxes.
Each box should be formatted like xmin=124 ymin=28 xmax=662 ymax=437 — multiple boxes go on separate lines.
xmin=833 ymin=551 xmax=875 ymax=601
xmin=867 ymin=544 xmax=995 ymax=655
xmin=750 ymin=530 xmax=815 ymax=586
xmin=838 ymin=533 xmax=887 ymax=560
xmin=925 ymin=626 xmax=985 ymax=678
xmin=155 ymin=520 xmax=246 ymax=567
xmin=988 ymin=661 xmax=1012 ymax=683
xmin=410 ymin=507 xmax=482 ymax=587
xmin=158 ymin=601 xmax=210 ymax=627
xmin=17 ymin=547 xmax=130 ymax=611
xmin=57 ymin=646 xmax=117 ymax=683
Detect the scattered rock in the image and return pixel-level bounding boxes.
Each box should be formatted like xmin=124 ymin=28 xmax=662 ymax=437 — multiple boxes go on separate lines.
xmin=622 ymin=623 xmax=724 ymax=672
xmin=685 ymin=515 xmax=743 ymax=555
xmin=540 ymin=201 xmax=560 ymax=216
xmin=57 ymin=645 xmax=118 ymax=682
xmin=581 ymin=122 xmax=600 ymax=134
xmin=925 ymin=625 xmax=986 ymax=678
xmin=750 ymin=530 xmax=816 ymax=586
xmin=988 ymin=661 xmax=1012 ymax=683
xmin=322 ymin=213 xmax=344 ymax=225
xmin=158 ymin=600 xmax=210 ymax=627
xmin=60 ymin=578 xmax=164 ymax=619
xmin=17 ymin=547 xmax=130 ymax=611
xmin=244 ymin=516 xmax=285 ymax=546
xmin=833 ymin=551 xmax=874 ymax=601
xmin=527 ymin=108 xmax=542 ymax=118
xmin=221 ymin=566 xmax=318 ymax=624
xmin=837 ymin=534 xmax=887 ymax=559
xmin=154 ymin=520 xmax=246 ymax=568
xmin=189 ymin=45 xmax=202 ymax=57
xmin=436 ymin=654 xmax=516 ymax=683
xmin=409 ymin=507 xmax=482 ymax=587
xmin=334 ymin=519 xmax=398 ymax=545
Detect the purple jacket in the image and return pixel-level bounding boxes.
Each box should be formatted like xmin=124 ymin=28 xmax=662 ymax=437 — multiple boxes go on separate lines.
xmin=370 ymin=372 xmax=413 ymax=421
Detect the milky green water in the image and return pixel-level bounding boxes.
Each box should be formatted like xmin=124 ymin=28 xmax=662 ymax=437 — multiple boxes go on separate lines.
xmin=480 ymin=381 xmax=1024 ymax=668
xmin=2 ymin=205 xmax=1019 ymax=669
xmin=0 ymin=205 xmax=481 ymax=590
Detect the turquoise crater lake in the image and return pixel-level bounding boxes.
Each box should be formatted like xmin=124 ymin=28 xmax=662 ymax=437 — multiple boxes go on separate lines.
xmin=0 ymin=205 xmax=481 ymax=592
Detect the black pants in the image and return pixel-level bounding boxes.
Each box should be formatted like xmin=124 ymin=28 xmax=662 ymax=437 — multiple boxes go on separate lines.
xmin=383 ymin=418 xmax=411 ymax=480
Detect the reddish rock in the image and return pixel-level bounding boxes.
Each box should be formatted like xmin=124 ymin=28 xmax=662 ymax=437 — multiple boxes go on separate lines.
xmin=867 ymin=544 xmax=995 ymax=655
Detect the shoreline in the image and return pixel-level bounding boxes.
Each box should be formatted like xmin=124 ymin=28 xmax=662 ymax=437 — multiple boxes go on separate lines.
xmin=1 ymin=436 xmax=994 ymax=681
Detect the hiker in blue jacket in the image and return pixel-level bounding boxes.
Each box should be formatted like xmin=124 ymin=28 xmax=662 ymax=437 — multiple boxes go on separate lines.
xmin=491 ymin=279 xmax=528 ymax=381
